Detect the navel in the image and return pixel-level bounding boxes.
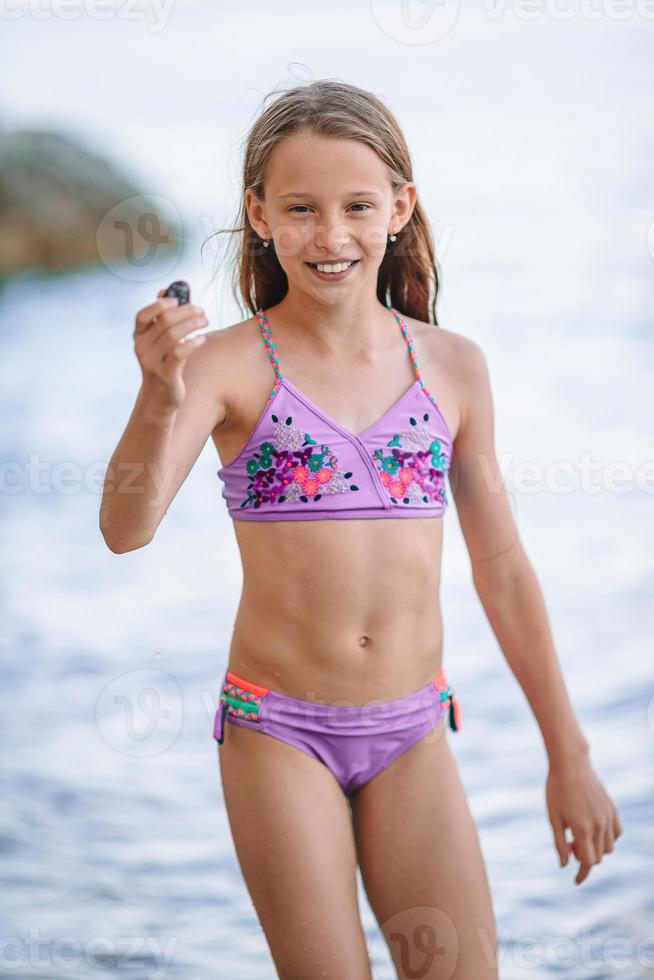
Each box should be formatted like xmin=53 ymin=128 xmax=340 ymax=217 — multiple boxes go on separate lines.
xmin=358 ymin=635 xmax=370 ymax=647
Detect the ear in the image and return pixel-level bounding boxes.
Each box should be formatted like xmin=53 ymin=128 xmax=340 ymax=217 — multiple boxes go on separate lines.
xmin=393 ymin=181 xmax=417 ymax=229
xmin=244 ymin=187 xmax=272 ymax=240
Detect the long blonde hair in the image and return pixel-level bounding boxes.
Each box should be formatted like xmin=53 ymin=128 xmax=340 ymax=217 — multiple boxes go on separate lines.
xmin=204 ymin=79 xmax=440 ymax=325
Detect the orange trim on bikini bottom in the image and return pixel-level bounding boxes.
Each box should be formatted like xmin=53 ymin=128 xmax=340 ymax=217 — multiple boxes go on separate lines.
xmin=227 ymin=667 xmax=451 ymax=701
xmin=225 ymin=670 xmax=270 ymax=698
xmin=217 ymin=665 xmax=461 ymax=743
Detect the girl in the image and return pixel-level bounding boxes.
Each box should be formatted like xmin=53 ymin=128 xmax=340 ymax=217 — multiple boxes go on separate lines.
xmin=101 ymin=80 xmax=622 ymax=979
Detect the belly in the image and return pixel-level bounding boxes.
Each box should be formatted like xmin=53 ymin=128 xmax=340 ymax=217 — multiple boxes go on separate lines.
xmin=226 ymin=517 xmax=446 ymax=704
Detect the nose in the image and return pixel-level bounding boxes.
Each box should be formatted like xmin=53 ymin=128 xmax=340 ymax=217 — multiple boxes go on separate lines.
xmin=313 ymin=217 xmax=351 ymax=255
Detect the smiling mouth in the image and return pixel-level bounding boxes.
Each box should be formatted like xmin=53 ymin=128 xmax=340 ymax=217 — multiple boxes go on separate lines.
xmin=305 ymin=259 xmax=360 ymax=273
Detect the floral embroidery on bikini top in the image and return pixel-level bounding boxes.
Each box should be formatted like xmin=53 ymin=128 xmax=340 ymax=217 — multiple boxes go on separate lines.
xmin=216 ymin=303 xmax=453 ymax=522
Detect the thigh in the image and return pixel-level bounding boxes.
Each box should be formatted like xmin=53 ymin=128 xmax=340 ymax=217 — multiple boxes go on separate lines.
xmin=350 ymin=726 xmax=498 ymax=980
xmin=218 ymin=721 xmax=373 ymax=980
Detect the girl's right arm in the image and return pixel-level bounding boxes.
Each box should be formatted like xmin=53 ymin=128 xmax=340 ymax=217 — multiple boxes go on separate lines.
xmin=99 ymin=289 xmax=223 ymax=553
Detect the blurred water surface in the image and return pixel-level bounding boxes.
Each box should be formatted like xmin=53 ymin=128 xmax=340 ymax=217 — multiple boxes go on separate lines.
xmin=1 ymin=3 xmax=653 ymax=978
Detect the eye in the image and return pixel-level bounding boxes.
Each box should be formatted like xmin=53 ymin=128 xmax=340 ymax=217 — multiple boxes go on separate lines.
xmin=288 ymin=203 xmax=372 ymax=214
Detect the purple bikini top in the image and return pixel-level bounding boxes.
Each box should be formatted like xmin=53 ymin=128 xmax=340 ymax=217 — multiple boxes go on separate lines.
xmin=216 ymin=304 xmax=453 ymax=521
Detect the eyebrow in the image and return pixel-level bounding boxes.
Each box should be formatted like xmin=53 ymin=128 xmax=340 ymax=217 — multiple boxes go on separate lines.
xmin=277 ymin=190 xmax=383 ymax=200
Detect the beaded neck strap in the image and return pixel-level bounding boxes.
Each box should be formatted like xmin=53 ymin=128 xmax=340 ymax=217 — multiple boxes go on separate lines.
xmin=255 ymin=308 xmax=284 ymax=386
xmin=385 ymin=302 xmax=441 ymax=410
xmin=254 ymin=304 xmax=440 ymax=409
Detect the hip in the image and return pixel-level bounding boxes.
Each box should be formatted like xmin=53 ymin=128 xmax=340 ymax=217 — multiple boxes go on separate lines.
xmin=213 ymin=663 xmax=463 ymax=754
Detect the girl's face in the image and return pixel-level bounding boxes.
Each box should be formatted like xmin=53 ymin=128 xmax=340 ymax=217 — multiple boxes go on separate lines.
xmin=245 ymin=131 xmax=416 ymax=302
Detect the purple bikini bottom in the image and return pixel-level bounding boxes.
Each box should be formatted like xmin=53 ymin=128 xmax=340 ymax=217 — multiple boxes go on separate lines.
xmin=213 ymin=666 xmax=461 ymax=797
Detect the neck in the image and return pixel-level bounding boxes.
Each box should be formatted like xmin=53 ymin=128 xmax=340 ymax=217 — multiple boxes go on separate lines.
xmin=266 ymin=292 xmax=395 ymax=357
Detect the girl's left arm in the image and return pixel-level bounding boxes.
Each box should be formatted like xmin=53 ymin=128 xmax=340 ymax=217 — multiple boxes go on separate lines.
xmin=446 ymin=334 xmax=623 ymax=886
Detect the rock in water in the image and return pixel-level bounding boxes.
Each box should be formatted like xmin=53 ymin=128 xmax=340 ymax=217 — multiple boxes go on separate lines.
xmin=0 ymin=128 xmax=178 ymax=278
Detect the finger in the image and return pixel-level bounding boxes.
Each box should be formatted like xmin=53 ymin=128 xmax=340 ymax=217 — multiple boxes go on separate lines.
xmin=613 ymin=808 xmax=623 ymax=840
xmin=151 ymin=313 xmax=209 ymax=354
xmin=161 ymin=334 xmax=207 ymax=364
xmin=141 ymin=306 xmax=207 ymax=349
xmin=593 ymin=824 xmax=606 ymax=865
xmin=574 ymin=830 xmax=597 ymax=869
xmin=575 ymin=861 xmax=592 ymax=885
xmin=567 ymin=840 xmax=593 ymax=885
xmin=552 ymin=819 xmax=569 ymax=867
xmin=603 ymin=819 xmax=615 ymax=854
xmin=134 ymin=297 xmax=179 ymax=336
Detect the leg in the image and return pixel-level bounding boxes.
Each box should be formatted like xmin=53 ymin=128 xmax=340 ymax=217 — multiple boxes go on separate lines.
xmin=350 ymin=724 xmax=498 ymax=979
xmin=218 ymin=721 xmax=373 ymax=980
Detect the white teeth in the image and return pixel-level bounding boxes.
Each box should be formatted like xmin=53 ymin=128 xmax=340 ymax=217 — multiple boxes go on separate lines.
xmin=314 ymin=261 xmax=354 ymax=273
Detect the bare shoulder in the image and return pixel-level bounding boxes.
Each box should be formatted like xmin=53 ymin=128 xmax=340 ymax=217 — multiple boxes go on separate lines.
xmin=404 ymin=315 xmax=490 ymax=437
xmin=201 ymin=310 xmax=260 ymax=359
xmin=198 ymin=311 xmax=267 ymax=430
xmin=411 ymin=317 xmax=487 ymax=381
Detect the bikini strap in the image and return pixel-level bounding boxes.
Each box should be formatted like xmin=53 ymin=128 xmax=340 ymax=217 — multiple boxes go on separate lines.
xmin=255 ymin=309 xmax=284 ymax=386
xmin=386 ymin=301 xmax=440 ymax=410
